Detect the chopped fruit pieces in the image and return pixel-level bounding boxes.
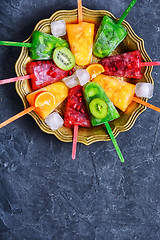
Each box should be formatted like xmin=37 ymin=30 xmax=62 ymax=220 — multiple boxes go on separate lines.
xmin=86 ymin=64 xmax=105 ymax=79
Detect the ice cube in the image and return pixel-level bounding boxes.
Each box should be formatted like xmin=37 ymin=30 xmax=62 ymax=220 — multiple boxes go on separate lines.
xmin=51 ymin=20 xmax=66 ymax=38
xmin=45 ymin=112 xmax=64 ymax=131
xmin=62 ymin=73 xmax=79 ymax=88
xmin=135 ymin=82 xmax=154 ymax=99
xmin=76 ymin=69 xmax=90 ymax=86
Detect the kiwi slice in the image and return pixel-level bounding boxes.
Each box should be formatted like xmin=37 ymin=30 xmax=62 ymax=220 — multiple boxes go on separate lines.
xmin=89 ymin=98 xmax=108 ymax=119
xmin=53 ymin=47 xmax=75 ymax=70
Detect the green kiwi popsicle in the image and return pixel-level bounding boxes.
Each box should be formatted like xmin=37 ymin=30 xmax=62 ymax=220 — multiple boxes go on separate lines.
xmin=83 ymin=82 xmax=124 ymax=163
xmin=0 ymin=31 xmax=69 ymax=60
xmin=83 ymin=82 xmax=120 ymax=126
xmin=93 ymin=0 xmax=137 ymax=58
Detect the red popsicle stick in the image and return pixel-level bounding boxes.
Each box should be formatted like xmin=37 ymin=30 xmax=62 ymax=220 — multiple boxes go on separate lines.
xmin=133 ymin=96 xmax=160 ymax=113
xmin=0 ymin=106 xmax=35 ymax=129
xmin=77 ymin=0 xmax=83 ymax=23
xmin=72 ymin=124 xmax=79 ymax=160
xmin=139 ymin=62 xmax=160 ymax=68
xmin=0 ymin=74 xmax=34 ymax=85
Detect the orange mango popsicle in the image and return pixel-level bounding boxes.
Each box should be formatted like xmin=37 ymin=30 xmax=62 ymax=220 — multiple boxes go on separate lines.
xmin=92 ymin=75 xmax=135 ymax=112
xmin=66 ymin=22 xmax=94 ymax=66
xmin=26 ymin=82 xmax=68 ymax=119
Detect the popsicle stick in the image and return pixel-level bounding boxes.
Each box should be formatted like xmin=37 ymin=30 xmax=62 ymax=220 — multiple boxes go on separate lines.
xmin=133 ymin=97 xmax=160 ymax=113
xmin=139 ymin=62 xmax=160 ymax=67
xmin=0 ymin=74 xmax=34 ymax=85
xmin=72 ymin=124 xmax=79 ymax=160
xmin=77 ymin=0 xmax=83 ymax=23
xmin=0 ymin=41 xmax=32 ymax=48
xmin=0 ymin=106 xmax=35 ymax=129
xmin=105 ymin=122 xmax=124 ymax=163
xmin=117 ymin=0 xmax=137 ymax=25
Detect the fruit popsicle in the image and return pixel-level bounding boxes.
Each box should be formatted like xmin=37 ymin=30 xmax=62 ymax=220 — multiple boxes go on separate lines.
xmin=100 ymin=50 xmax=143 ymax=79
xmin=27 ymin=82 xmax=68 ymax=119
xmin=83 ymin=82 xmax=120 ymax=126
xmin=93 ymin=0 xmax=137 ymax=58
xmin=64 ymin=85 xmax=91 ymax=128
xmin=66 ymin=0 xmax=94 ymax=66
xmin=66 ymin=22 xmax=94 ymax=66
xmin=64 ymin=85 xmax=91 ymax=159
xmin=93 ymin=75 xmax=160 ymax=113
xmin=0 ymin=60 xmax=74 ymax=91
xmin=92 ymin=75 xmax=136 ymax=112
xmin=100 ymin=50 xmax=160 ymax=79
xmin=0 ymin=31 xmax=69 ymax=60
xmin=83 ymin=82 xmax=124 ymax=163
xmin=26 ymin=60 xmax=74 ymax=91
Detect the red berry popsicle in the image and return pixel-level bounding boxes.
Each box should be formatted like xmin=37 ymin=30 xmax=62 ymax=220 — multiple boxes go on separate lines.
xmin=100 ymin=50 xmax=160 ymax=79
xmin=64 ymin=85 xmax=91 ymax=128
xmin=64 ymin=85 xmax=91 ymax=159
xmin=0 ymin=60 xmax=74 ymax=91
xmin=26 ymin=60 xmax=74 ymax=91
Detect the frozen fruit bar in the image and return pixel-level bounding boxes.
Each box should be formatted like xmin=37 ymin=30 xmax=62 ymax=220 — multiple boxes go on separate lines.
xmin=93 ymin=16 xmax=127 ymax=58
xmin=66 ymin=22 xmax=94 ymax=66
xmin=29 ymin=31 xmax=69 ymax=60
xmin=92 ymin=74 xmax=135 ymax=112
xmin=100 ymin=50 xmax=143 ymax=79
xmin=26 ymin=60 xmax=74 ymax=91
xmin=64 ymin=85 xmax=91 ymax=128
xmin=26 ymin=82 xmax=68 ymax=119
xmin=83 ymin=82 xmax=120 ymax=126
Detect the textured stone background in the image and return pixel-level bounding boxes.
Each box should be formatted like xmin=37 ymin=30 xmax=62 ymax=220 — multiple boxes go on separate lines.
xmin=0 ymin=0 xmax=160 ymax=239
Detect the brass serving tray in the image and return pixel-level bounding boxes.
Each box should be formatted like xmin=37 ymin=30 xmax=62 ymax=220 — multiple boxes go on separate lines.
xmin=15 ymin=7 xmax=153 ymax=145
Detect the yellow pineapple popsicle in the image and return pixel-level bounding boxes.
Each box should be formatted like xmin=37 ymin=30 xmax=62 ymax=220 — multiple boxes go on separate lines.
xmin=66 ymin=22 xmax=94 ymax=66
xmin=92 ymin=75 xmax=135 ymax=112
xmin=26 ymin=82 xmax=68 ymax=119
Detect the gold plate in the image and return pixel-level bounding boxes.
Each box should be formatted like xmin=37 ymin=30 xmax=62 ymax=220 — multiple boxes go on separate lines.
xmin=15 ymin=7 xmax=153 ymax=145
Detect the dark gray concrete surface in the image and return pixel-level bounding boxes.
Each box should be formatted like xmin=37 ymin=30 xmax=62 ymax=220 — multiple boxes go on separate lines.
xmin=0 ymin=0 xmax=160 ymax=239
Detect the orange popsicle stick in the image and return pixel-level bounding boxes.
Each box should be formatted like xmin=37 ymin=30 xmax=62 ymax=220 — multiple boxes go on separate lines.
xmin=77 ymin=0 xmax=83 ymax=23
xmin=0 ymin=74 xmax=34 ymax=85
xmin=72 ymin=124 xmax=79 ymax=160
xmin=0 ymin=106 xmax=35 ymax=129
xmin=0 ymin=91 xmax=56 ymax=129
xmin=133 ymin=96 xmax=160 ymax=113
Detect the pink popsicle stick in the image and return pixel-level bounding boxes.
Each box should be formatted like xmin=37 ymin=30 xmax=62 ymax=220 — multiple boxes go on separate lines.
xmin=72 ymin=124 xmax=79 ymax=160
xmin=0 ymin=74 xmax=34 ymax=85
xmin=139 ymin=61 xmax=160 ymax=67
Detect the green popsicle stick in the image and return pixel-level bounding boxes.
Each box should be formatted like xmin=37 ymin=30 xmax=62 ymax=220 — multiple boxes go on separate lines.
xmin=117 ymin=0 xmax=137 ymax=25
xmin=0 ymin=41 xmax=32 ymax=47
xmin=105 ymin=122 xmax=124 ymax=163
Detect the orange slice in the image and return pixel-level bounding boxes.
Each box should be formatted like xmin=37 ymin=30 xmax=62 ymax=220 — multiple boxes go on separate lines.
xmin=86 ymin=63 xmax=105 ymax=80
xmin=34 ymin=91 xmax=55 ymax=108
